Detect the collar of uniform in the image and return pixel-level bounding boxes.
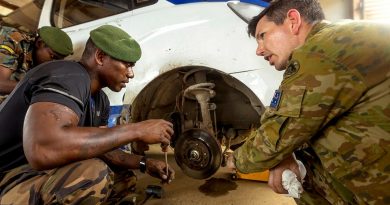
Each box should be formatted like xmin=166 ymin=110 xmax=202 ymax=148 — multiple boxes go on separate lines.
xmin=285 ymin=20 xmax=330 ymax=74
xmin=305 ymin=20 xmax=331 ymax=42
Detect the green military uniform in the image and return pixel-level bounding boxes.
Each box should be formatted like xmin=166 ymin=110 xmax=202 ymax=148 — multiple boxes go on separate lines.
xmin=234 ymin=21 xmax=390 ymax=205
xmin=0 ymin=26 xmax=34 ymax=80
xmin=0 ymin=26 xmax=35 ymax=103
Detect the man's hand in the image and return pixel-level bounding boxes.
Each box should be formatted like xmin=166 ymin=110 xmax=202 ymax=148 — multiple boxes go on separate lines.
xmin=268 ymin=154 xmax=301 ymax=194
xmin=132 ymin=119 xmax=174 ymax=146
xmin=145 ymin=158 xmax=175 ymax=184
xmin=131 ymin=141 xmax=149 ymax=155
xmin=160 ymin=143 xmax=170 ymax=152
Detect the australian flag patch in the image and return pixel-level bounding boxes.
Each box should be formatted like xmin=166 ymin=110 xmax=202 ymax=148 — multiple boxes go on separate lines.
xmin=270 ymin=90 xmax=282 ymax=109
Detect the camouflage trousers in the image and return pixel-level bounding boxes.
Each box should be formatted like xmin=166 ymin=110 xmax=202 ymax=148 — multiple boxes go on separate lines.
xmin=0 ymin=158 xmax=137 ymax=205
xmin=294 ymin=149 xmax=388 ymax=205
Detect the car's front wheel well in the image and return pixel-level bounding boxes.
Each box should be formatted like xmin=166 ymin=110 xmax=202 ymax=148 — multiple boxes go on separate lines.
xmin=131 ymin=65 xmax=263 ymax=144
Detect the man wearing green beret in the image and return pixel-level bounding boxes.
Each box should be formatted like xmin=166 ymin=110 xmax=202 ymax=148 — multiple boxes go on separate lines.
xmin=0 ymin=25 xmax=174 ymax=205
xmin=0 ymin=26 xmax=73 ymax=104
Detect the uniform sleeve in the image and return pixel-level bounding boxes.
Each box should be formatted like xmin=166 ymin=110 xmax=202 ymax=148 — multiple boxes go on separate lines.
xmin=233 ymin=51 xmax=367 ymax=173
xmin=0 ymin=29 xmax=23 ymax=70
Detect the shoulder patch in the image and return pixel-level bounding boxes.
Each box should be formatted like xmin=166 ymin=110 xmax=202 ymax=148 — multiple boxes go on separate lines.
xmin=270 ymin=90 xmax=282 ymax=109
xmin=283 ymin=60 xmax=300 ymax=79
xmin=0 ymin=45 xmax=15 ymax=54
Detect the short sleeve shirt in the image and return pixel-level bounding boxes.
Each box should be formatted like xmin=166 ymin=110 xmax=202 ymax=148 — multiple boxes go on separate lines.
xmin=0 ymin=60 xmax=93 ymax=172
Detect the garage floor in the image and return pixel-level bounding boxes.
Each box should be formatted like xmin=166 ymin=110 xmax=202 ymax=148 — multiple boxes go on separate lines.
xmin=133 ymin=145 xmax=297 ymax=205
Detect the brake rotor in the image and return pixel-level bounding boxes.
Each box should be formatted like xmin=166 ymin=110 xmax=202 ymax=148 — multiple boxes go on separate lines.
xmin=174 ymin=128 xmax=222 ymax=179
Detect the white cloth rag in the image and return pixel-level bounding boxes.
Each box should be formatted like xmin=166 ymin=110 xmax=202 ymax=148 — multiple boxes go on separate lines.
xmin=281 ymin=159 xmax=306 ymax=198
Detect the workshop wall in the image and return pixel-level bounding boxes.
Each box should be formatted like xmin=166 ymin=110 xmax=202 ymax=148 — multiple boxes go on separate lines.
xmin=320 ymin=0 xmax=353 ymax=21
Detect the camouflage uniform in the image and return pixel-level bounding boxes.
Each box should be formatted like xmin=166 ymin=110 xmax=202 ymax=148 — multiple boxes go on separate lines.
xmin=234 ymin=21 xmax=390 ymax=205
xmin=0 ymin=26 xmax=35 ymax=104
xmin=0 ymin=158 xmax=137 ymax=205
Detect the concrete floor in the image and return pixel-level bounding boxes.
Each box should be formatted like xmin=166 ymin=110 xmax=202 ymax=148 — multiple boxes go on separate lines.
xmin=133 ymin=145 xmax=297 ymax=205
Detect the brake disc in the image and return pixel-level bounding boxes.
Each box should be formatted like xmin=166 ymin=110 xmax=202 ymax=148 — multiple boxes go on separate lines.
xmin=174 ymin=128 xmax=222 ymax=179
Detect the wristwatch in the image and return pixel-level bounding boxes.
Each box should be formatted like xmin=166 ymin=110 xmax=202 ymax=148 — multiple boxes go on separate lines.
xmin=139 ymin=156 xmax=147 ymax=173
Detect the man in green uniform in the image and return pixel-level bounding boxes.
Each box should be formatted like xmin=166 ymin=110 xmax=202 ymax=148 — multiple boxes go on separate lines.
xmin=0 ymin=26 xmax=73 ymax=104
xmin=231 ymin=0 xmax=390 ymax=204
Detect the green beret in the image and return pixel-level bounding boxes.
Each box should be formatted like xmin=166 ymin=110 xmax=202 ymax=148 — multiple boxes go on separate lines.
xmin=38 ymin=26 xmax=73 ymax=56
xmin=90 ymin=25 xmax=141 ymax=63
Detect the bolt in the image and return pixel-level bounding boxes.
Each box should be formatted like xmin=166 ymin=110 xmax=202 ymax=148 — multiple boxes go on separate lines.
xmin=189 ymin=150 xmax=200 ymax=161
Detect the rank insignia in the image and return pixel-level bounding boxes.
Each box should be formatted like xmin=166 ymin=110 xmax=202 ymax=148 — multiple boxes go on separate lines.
xmin=283 ymin=60 xmax=300 ymax=79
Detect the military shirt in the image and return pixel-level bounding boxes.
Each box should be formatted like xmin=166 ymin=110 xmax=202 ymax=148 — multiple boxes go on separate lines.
xmin=0 ymin=26 xmax=35 ymax=79
xmin=234 ymin=21 xmax=390 ymax=204
xmin=0 ymin=26 xmax=35 ymax=102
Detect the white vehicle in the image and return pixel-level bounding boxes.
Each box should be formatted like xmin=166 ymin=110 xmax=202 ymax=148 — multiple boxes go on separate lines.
xmin=2 ymin=0 xmax=282 ymax=179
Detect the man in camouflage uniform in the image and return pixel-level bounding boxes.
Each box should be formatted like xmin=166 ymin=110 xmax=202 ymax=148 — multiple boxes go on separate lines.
xmin=232 ymin=0 xmax=390 ymax=204
xmin=0 ymin=25 xmax=175 ymax=204
xmin=0 ymin=26 xmax=73 ymax=104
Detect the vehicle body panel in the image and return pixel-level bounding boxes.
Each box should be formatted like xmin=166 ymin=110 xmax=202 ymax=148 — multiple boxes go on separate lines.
xmin=38 ymin=0 xmax=283 ymax=106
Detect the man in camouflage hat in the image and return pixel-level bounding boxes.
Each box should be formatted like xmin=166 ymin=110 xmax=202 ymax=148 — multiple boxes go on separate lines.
xmin=229 ymin=0 xmax=390 ymax=204
xmin=0 ymin=26 xmax=73 ymax=104
xmin=0 ymin=25 xmax=174 ymax=204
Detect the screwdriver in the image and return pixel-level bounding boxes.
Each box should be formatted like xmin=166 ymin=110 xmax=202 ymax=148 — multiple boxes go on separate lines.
xmin=164 ymin=142 xmax=169 ymax=176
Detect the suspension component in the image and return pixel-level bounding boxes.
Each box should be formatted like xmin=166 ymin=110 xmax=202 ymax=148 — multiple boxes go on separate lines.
xmin=183 ymin=83 xmax=216 ymax=135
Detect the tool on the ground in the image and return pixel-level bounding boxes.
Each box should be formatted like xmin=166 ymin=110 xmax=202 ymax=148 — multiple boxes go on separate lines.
xmin=138 ymin=185 xmax=164 ymax=205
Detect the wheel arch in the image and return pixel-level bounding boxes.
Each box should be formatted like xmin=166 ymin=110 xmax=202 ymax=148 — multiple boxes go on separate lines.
xmin=130 ymin=65 xmax=264 ymax=131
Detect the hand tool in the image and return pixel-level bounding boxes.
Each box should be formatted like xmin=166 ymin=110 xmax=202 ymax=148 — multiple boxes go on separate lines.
xmin=138 ymin=185 xmax=164 ymax=205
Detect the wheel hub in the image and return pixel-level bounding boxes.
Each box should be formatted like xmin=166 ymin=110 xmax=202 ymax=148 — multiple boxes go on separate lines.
xmin=174 ymin=129 xmax=222 ymax=179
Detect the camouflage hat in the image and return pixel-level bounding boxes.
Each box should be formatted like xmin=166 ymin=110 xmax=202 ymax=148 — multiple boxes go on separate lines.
xmin=38 ymin=26 xmax=73 ymax=56
xmin=90 ymin=25 xmax=141 ymax=63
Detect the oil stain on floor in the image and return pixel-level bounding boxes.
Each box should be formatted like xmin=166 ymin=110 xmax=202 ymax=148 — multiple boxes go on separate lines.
xmin=198 ymin=177 xmax=238 ymax=197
